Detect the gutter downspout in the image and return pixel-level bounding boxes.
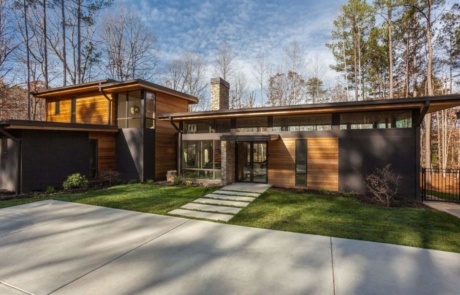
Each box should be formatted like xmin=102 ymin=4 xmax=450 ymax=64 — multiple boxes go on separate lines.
xmin=415 ymin=100 xmax=430 ymax=127
xmin=0 ymin=127 xmax=22 ymax=196
xmin=99 ymin=82 xmax=113 ymax=125
xmin=169 ymin=117 xmax=182 ymax=177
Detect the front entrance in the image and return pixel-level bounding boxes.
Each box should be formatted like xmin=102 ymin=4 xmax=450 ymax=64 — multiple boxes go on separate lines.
xmin=236 ymin=142 xmax=267 ymax=183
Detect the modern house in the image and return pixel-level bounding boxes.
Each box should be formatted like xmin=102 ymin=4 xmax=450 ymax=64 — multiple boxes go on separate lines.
xmin=159 ymin=78 xmax=460 ymax=198
xmin=0 ymin=79 xmax=197 ymax=193
xmin=1 ymin=77 xmax=460 ymax=199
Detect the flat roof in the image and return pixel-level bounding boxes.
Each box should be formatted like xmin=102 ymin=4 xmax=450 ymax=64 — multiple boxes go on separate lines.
xmin=158 ymin=95 xmax=460 ymax=121
xmin=33 ymin=79 xmax=198 ymax=104
xmin=0 ymin=120 xmax=119 ymax=133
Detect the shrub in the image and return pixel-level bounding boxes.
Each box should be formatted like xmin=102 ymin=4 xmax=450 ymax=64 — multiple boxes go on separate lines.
xmin=146 ymin=179 xmax=155 ymax=184
xmin=172 ymin=177 xmax=182 ymax=185
xmin=365 ymin=164 xmax=401 ymax=207
xmin=100 ymin=170 xmax=122 ymax=186
xmin=45 ymin=186 xmax=56 ymax=194
xmin=63 ymin=173 xmax=89 ymax=191
xmin=185 ymin=180 xmax=193 ymax=186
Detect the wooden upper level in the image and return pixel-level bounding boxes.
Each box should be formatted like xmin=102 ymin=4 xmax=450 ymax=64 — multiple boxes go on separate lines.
xmin=33 ymin=79 xmax=198 ymax=128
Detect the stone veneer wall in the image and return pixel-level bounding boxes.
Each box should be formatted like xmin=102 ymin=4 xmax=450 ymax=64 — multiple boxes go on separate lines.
xmin=210 ymin=78 xmax=229 ymax=111
xmin=221 ymin=141 xmax=235 ymax=185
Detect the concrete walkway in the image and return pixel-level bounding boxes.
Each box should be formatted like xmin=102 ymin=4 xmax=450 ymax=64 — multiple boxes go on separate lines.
xmin=0 ymin=200 xmax=459 ymax=295
xmin=168 ymin=183 xmax=271 ymax=222
xmin=424 ymin=201 xmax=460 ymax=219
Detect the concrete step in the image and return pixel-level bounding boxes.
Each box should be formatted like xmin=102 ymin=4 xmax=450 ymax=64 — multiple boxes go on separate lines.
xmin=213 ymin=190 xmax=260 ymax=198
xmin=181 ymin=203 xmax=242 ymax=214
xmin=221 ymin=183 xmax=272 ymax=194
xmin=193 ymin=198 xmax=250 ymax=208
xmin=205 ymin=193 xmax=256 ymax=202
xmin=168 ymin=209 xmax=234 ymax=222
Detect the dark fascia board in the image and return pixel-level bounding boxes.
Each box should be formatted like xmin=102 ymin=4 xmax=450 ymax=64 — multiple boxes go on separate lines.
xmin=32 ymin=79 xmax=198 ymax=104
xmin=31 ymin=79 xmax=117 ymax=96
xmin=158 ymin=94 xmax=460 ymax=121
xmin=0 ymin=120 xmax=118 ymax=132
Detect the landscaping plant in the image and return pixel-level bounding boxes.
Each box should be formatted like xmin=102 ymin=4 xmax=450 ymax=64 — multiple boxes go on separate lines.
xmin=63 ymin=173 xmax=89 ymax=190
xmin=365 ymin=164 xmax=401 ymax=207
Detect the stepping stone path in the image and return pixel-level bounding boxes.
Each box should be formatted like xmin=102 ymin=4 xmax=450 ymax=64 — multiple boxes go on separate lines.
xmin=168 ymin=183 xmax=271 ymax=222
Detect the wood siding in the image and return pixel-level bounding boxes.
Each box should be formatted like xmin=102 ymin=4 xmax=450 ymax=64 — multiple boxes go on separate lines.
xmin=155 ymin=93 xmax=190 ymax=179
xmin=47 ymin=93 xmax=114 ymax=125
xmin=268 ymin=138 xmax=296 ymax=187
xmin=47 ymin=99 xmax=72 ymax=123
xmin=307 ymin=137 xmax=338 ymax=191
xmin=267 ymin=137 xmax=338 ymax=191
xmin=89 ymin=132 xmax=116 ymax=173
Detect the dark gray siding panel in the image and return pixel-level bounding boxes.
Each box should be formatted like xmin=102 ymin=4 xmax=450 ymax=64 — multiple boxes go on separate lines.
xmin=21 ymin=130 xmax=89 ymax=192
xmin=116 ymin=129 xmax=144 ymax=182
xmin=0 ymin=137 xmax=18 ymax=192
xmin=339 ymin=129 xmax=417 ymax=198
xmin=143 ymin=129 xmax=155 ymax=181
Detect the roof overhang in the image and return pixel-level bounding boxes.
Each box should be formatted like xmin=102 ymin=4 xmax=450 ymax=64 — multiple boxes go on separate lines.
xmin=221 ymin=134 xmax=280 ymax=142
xmin=0 ymin=120 xmax=119 ymax=133
xmin=159 ymin=95 xmax=460 ymax=121
xmin=32 ymin=79 xmax=198 ymax=104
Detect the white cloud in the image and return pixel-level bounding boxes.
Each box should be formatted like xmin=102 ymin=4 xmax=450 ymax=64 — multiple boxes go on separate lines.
xmin=132 ymin=0 xmax=346 ymax=91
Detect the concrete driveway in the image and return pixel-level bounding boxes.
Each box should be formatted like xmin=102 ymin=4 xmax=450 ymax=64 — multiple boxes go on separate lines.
xmin=0 ymin=200 xmax=459 ymax=295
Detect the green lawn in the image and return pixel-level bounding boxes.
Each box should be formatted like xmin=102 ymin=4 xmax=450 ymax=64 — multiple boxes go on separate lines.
xmin=230 ymin=188 xmax=460 ymax=253
xmin=54 ymin=183 xmax=216 ymax=215
xmin=1 ymin=184 xmax=459 ymax=253
xmin=0 ymin=184 xmax=215 ymax=214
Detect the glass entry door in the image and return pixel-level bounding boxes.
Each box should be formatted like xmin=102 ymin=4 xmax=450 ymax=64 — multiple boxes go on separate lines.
xmin=236 ymin=142 xmax=267 ymax=183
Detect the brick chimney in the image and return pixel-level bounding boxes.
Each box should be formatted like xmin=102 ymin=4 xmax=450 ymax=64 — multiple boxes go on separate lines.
xmin=210 ymin=77 xmax=229 ymax=110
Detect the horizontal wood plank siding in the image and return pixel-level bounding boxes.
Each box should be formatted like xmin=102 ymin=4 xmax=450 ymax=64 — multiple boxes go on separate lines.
xmin=46 ymin=93 xmax=114 ymax=125
xmin=155 ymin=93 xmax=190 ymax=179
xmin=47 ymin=99 xmax=71 ymax=122
xmin=75 ymin=94 xmax=111 ymax=125
xmin=307 ymin=137 xmax=338 ymax=191
xmin=268 ymin=138 xmax=295 ymax=187
xmin=89 ymin=132 xmax=116 ymax=173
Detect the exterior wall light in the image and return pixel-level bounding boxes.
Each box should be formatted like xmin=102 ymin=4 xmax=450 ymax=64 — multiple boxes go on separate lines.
xmin=130 ymin=105 xmax=140 ymax=115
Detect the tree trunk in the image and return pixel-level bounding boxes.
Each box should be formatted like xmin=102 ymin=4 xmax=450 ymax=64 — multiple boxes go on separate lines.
xmin=387 ymin=6 xmax=393 ymax=98
xmin=43 ymin=0 xmax=48 ymax=88
xmin=340 ymin=21 xmax=349 ymax=101
xmin=425 ymin=0 xmax=433 ymax=169
xmin=77 ymin=0 xmax=81 ymax=84
xmin=62 ymin=0 xmax=67 ymax=86
xmin=24 ymin=0 xmax=31 ymax=120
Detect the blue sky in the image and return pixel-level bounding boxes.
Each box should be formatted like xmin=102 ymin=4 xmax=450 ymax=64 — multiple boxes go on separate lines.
xmin=125 ymin=0 xmax=347 ymax=89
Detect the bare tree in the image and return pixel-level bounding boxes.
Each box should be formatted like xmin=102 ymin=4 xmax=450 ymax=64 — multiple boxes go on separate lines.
xmin=284 ymin=40 xmax=306 ymax=104
xmin=163 ymin=51 xmax=207 ymax=111
xmin=0 ymin=0 xmax=19 ymax=80
xmin=375 ymin=0 xmax=397 ymax=98
xmin=101 ymin=6 xmax=157 ymax=81
xmin=213 ymin=41 xmax=235 ymax=81
xmin=252 ymin=52 xmax=271 ymax=106
xmin=230 ymin=71 xmax=251 ymax=109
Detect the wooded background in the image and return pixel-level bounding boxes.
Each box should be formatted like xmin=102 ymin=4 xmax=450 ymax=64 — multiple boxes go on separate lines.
xmin=0 ymin=0 xmax=459 ymax=169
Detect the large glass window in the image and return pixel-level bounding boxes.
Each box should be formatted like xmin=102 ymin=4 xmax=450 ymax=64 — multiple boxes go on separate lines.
xmin=340 ymin=111 xmax=412 ymax=130
xmin=236 ymin=117 xmax=268 ymax=132
xmin=273 ymin=114 xmax=332 ymax=131
xmin=145 ymin=91 xmax=155 ymax=129
xmin=295 ymin=139 xmax=307 ymax=186
xmin=183 ymin=140 xmax=221 ymax=179
xmin=117 ymin=91 xmax=142 ymax=128
xmin=183 ymin=119 xmax=231 ymax=134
